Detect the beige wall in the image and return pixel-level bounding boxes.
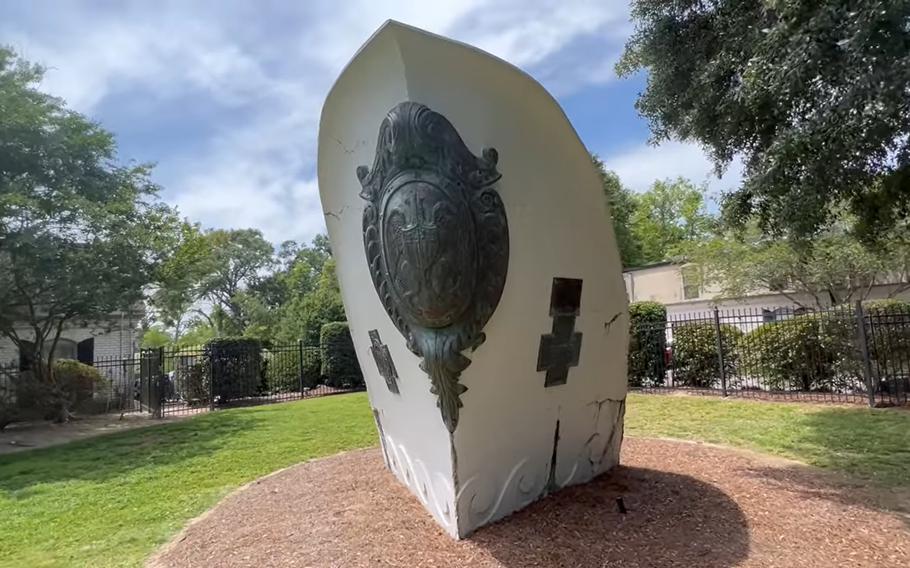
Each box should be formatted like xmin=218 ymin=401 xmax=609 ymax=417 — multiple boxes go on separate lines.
xmin=623 ymin=263 xmax=724 ymax=305
xmin=624 ymin=263 xmax=910 ymax=317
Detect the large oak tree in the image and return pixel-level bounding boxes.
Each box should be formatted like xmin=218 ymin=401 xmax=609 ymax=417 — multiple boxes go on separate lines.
xmin=618 ymin=0 xmax=910 ymax=240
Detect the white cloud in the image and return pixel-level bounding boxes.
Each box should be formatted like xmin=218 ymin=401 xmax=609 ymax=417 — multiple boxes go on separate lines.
xmin=603 ymin=140 xmax=745 ymax=198
xmin=4 ymin=0 xmax=635 ymax=245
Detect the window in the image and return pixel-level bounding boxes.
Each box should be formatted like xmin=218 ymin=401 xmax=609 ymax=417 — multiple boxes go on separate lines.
xmin=681 ymin=266 xmax=700 ymax=300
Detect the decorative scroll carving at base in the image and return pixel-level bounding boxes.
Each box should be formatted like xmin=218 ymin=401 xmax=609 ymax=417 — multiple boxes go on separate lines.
xmin=381 ymin=432 xmax=457 ymax=534
xmin=358 ymin=102 xmax=509 ymax=433
xmin=456 ymin=456 xmax=547 ymax=532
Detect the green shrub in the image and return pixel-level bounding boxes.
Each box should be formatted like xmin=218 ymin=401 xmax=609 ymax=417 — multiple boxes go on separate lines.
xmin=865 ymin=299 xmax=910 ymax=315
xmin=263 ymin=346 xmax=322 ymax=392
xmin=628 ymin=301 xmax=667 ymax=387
xmin=175 ymin=360 xmax=209 ymax=406
xmin=863 ymin=299 xmax=910 ymax=395
xmin=12 ymin=360 xmax=108 ymax=421
xmin=204 ymin=338 xmax=264 ymax=401
xmin=320 ymin=322 xmax=363 ymax=389
xmin=737 ymin=314 xmax=856 ymax=392
xmin=672 ymin=322 xmax=742 ymax=388
xmin=1 ymin=365 xmax=21 ymax=430
xmin=54 ymin=360 xmax=104 ymax=405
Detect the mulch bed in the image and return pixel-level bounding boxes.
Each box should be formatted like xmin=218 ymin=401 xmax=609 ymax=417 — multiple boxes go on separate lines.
xmin=149 ymin=438 xmax=910 ymax=568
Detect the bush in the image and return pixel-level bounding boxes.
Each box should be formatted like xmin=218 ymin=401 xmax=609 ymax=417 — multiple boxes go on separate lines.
xmin=628 ymin=301 xmax=667 ymax=387
xmin=175 ymin=360 xmax=209 ymax=406
xmin=1 ymin=365 xmax=21 ymax=430
xmin=11 ymin=360 xmax=107 ymax=421
xmin=672 ymin=322 xmax=742 ymax=388
xmin=54 ymin=360 xmax=104 ymax=404
xmin=865 ymin=298 xmax=910 ymax=315
xmin=737 ymin=314 xmax=856 ymax=392
xmin=204 ymin=338 xmax=264 ymax=402
xmin=320 ymin=322 xmax=363 ymax=389
xmin=863 ymin=299 xmax=910 ymax=396
xmin=263 ymin=346 xmax=322 ymax=392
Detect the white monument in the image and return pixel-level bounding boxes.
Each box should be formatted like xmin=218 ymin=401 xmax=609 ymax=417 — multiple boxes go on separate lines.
xmin=317 ymin=21 xmax=628 ymax=539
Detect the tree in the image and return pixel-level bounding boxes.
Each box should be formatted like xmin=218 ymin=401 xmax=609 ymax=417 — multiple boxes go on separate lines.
xmin=618 ymin=0 xmax=910 ymax=240
xmin=630 ymin=177 xmax=715 ymax=264
xmin=592 ymin=155 xmax=643 ymax=267
xmin=0 ymin=47 xmax=179 ymax=414
xmin=678 ymin=221 xmax=910 ymax=309
xmin=196 ymin=228 xmax=274 ymax=333
xmin=149 ymin=223 xmax=210 ymax=342
xmin=277 ymin=258 xmax=346 ymax=345
xmin=140 ymin=328 xmax=172 ymax=349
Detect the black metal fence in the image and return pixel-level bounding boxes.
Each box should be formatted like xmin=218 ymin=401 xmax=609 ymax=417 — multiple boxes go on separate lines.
xmin=1 ymin=341 xmax=364 ymax=420
xmin=629 ymin=302 xmax=910 ymax=406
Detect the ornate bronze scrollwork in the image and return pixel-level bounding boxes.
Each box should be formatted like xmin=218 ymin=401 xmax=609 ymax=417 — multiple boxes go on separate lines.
xmin=358 ymin=102 xmax=509 ymax=433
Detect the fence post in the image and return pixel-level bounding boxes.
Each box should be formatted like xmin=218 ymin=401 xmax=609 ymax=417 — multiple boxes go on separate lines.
xmin=208 ymin=346 xmax=216 ymax=411
xmin=854 ymin=300 xmax=876 ymax=408
xmin=153 ymin=346 xmax=164 ymax=419
xmin=298 ymin=340 xmax=305 ymax=398
xmin=713 ymin=307 xmax=728 ymax=397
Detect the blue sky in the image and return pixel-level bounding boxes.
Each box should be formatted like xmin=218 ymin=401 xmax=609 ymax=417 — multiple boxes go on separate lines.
xmin=3 ymin=0 xmax=742 ymax=245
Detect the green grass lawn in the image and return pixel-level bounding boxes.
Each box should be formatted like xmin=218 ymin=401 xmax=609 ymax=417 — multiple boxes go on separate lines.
xmin=0 ymin=392 xmax=907 ymax=568
xmin=0 ymin=394 xmax=377 ymax=568
xmin=625 ymin=393 xmax=910 ymax=486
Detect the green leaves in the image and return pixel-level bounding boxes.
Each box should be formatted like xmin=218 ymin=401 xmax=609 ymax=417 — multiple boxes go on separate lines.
xmin=678 ymin=217 xmax=910 ymax=308
xmin=1 ymin=48 xmax=180 ymax=359
xmin=619 ymin=0 xmax=910 ymax=239
xmin=631 ymin=177 xmax=715 ymax=264
xmin=592 ymin=155 xmax=715 ymax=267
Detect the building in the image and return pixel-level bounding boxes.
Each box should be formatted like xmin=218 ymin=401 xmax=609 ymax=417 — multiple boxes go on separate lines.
xmin=623 ymin=262 xmax=910 ymax=319
xmin=0 ymin=310 xmax=141 ymax=370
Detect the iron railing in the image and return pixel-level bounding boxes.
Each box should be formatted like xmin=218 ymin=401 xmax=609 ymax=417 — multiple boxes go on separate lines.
xmin=1 ymin=341 xmax=364 ymax=419
xmin=629 ymin=301 xmax=910 ymax=406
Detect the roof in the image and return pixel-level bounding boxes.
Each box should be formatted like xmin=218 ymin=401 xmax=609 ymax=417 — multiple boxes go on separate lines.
xmin=622 ymin=261 xmax=678 ymax=273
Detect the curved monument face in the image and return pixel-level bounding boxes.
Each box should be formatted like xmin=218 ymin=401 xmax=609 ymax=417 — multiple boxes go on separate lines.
xmin=318 ymin=21 xmax=628 ymax=538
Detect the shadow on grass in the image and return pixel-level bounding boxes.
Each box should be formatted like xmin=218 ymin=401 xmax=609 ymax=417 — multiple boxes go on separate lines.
xmin=790 ymin=406 xmax=910 ymax=486
xmin=471 ymin=466 xmax=750 ymax=568
xmin=731 ymin=405 xmax=910 ymax=530
xmin=0 ymin=408 xmax=267 ymax=493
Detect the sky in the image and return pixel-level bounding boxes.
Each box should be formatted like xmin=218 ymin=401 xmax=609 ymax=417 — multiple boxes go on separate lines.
xmin=3 ymin=0 xmax=743 ymax=246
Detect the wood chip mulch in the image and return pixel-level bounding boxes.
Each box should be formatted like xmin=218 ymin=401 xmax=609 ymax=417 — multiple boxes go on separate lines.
xmin=148 ymin=438 xmax=910 ymax=568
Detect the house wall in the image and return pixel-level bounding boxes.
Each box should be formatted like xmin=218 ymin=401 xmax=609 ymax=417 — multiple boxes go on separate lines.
xmin=0 ymin=320 xmax=139 ymax=367
xmin=623 ymin=263 xmax=910 ymax=318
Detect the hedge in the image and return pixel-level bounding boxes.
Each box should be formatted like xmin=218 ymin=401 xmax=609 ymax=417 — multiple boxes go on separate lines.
xmin=628 ymin=301 xmax=667 ymax=387
xmin=736 ymin=314 xmax=856 ymax=392
xmin=672 ymin=322 xmax=743 ymax=388
xmin=264 ymin=346 xmax=322 ymax=392
xmin=204 ymin=337 xmax=265 ymax=401
xmin=320 ymin=322 xmax=364 ymax=389
xmin=865 ymin=298 xmax=910 ymax=315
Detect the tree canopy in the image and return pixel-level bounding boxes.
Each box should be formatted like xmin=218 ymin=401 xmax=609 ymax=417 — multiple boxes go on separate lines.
xmin=618 ymin=0 xmax=910 ymax=240
xmin=0 ymin=47 xmax=179 ymax=387
xmin=629 ymin=177 xmax=715 ymax=264
xmin=593 ymin=155 xmax=714 ymax=267
xmin=593 ymin=155 xmax=642 ymax=266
